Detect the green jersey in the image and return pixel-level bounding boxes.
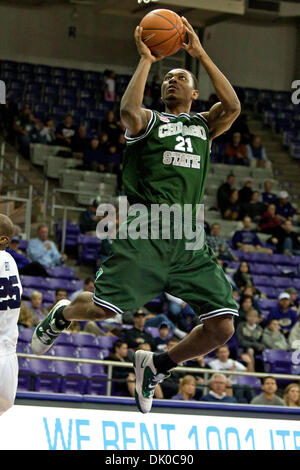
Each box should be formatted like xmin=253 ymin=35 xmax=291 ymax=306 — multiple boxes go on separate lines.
xmin=122 ymin=110 xmax=210 ymax=217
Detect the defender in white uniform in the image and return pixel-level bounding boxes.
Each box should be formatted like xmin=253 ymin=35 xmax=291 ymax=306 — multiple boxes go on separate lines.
xmin=0 ymin=215 xmax=22 ymax=415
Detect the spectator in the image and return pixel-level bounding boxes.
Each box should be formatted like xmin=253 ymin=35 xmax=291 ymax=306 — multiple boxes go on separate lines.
xmin=222 ymin=189 xmax=241 ymax=220
xmin=283 ymin=383 xmax=300 ymax=407
xmin=242 ymin=191 xmax=266 ymax=222
xmin=217 ymin=173 xmax=235 ymax=215
xmin=232 ymin=216 xmax=273 ymax=254
xmin=47 ymin=288 xmax=68 ymax=313
xmin=79 ymin=198 xmax=102 ymax=235
xmin=225 ymin=132 xmax=248 ymax=166
xmin=13 ymin=104 xmax=44 ymax=158
xmin=262 ymin=319 xmax=289 ymax=350
xmin=259 ymin=204 xmax=281 ymax=234
xmin=250 ymin=377 xmax=285 ymax=406
xmin=27 ymin=224 xmax=67 ymax=269
xmin=206 ymin=223 xmax=238 ymax=261
xmin=201 ymin=373 xmax=237 ymax=403
xmin=159 ymin=337 xmax=185 ymax=399
xmin=262 ymin=180 xmax=277 ymax=206
xmin=238 ymin=178 xmax=253 ymax=206
xmin=123 ymin=308 xmax=156 ymax=351
xmin=39 ymin=117 xmax=56 ymax=145
xmin=69 ymin=277 xmax=94 ymax=301
xmin=275 ymin=191 xmax=296 ymax=222
xmin=83 ymin=135 xmax=107 ymax=172
xmin=233 ymin=261 xmax=255 ymax=292
xmin=154 ymin=323 xmax=172 ymax=352
xmin=228 ymin=113 xmax=251 ymax=144
xmin=208 ymin=345 xmax=254 ymax=384
xmin=238 ymin=295 xmax=255 ymax=323
xmin=6 ymin=237 xmax=49 ymax=277
xmin=266 ymin=292 xmax=298 ymax=337
xmin=55 ymin=114 xmax=76 ymax=148
xmin=104 ymin=340 xmax=135 ymax=397
xmin=28 ymin=291 xmax=49 ymax=326
xmin=18 ymin=301 xmax=34 ymax=329
xmin=246 ymin=135 xmax=270 ymax=168
xmin=288 ymin=315 xmax=300 ymax=350
xmin=105 ymin=143 xmax=122 ymax=174
xmin=172 ymin=375 xmax=198 ymax=401
xmin=270 ymin=219 xmax=300 ymax=256
xmin=71 ymin=124 xmax=89 ymax=154
xmin=236 ymin=309 xmax=264 ymax=356
xmin=104 ymin=70 xmax=116 ymax=103
xmin=100 ymin=110 xmax=121 ymax=144
xmin=285 ymin=287 xmax=299 ymax=311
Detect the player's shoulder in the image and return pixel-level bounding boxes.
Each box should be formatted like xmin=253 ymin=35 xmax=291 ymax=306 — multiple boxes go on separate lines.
xmin=0 ymin=250 xmax=18 ymax=273
xmin=193 ymin=112 xmax=209 ymax=126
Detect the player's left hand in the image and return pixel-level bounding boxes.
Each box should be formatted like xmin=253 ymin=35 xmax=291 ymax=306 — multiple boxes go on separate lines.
xmin=181 ymin=17 xmax=205 ymax=58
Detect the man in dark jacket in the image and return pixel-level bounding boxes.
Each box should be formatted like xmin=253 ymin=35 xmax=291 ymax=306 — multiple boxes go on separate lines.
xmin=123 ymin=308 xmax=156 ymax=351
xmin=79 ymin=198 xmax=101 ymax=235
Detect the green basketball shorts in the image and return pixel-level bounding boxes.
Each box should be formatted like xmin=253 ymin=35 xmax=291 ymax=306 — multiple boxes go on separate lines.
xmin=93 ymin=213 xmax=238 ymax=323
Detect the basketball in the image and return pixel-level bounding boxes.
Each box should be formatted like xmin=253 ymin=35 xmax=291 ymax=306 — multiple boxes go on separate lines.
xmin=140 ymin=9 xmax=186 ymax=57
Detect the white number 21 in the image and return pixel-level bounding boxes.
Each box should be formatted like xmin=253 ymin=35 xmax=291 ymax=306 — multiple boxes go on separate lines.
xmin=174 ymin=136 xmax=193 ymax=153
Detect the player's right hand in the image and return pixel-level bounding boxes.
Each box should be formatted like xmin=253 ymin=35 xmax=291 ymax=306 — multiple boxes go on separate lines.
xmin=135 ymin=26 xmax=164 ymax=63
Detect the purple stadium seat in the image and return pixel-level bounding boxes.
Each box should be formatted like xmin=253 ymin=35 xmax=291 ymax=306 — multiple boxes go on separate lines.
xmin=16 ymin=342 xmax=31 ymax=353
xmin=18 ymin=327 xmax=33 ymax=343
xmin=47 ymin=266 xmax=76 ymax=280
xmin=49 ymin=345 xmax=78 ymax=358
xmin=54 ymin=361 xmax=88 ymax=394
xmin=69 ymin=333 xmax=99 ymax=348
xmin=260 ymin=287 xmax=277 ymax=299
xmin=262 ymin=349 xmax=293 ymax=374
xmin=54 ymin=332 xmax=74 ymax=345
xmin=84 ymin=363 xmax=108 ymax=395
xmin=235 ymin=375 xmax=261 ymax=395
xmin=77 ymin=347 xmax=102 ymax=360
xmin=17 ymin=357 xmax=35 ymax=391
xmin=30 ymin=359 xmax=62 ymax=393
xmin=257 ymin=298 xmax=277 ymax=310
xmin=65 ymin=279 xmax=84 ymax=292
xmin=18 ymin=239 xmax=28 ymax=253
xmin=272 ymin=277 xmax=293 ymax=288
xmin=145 ymin=327 xmax=160 ymax=338
xmin=44 ymin=278 xmax=69 ymax=290
xmin=97 ymin=336 xmax=117 ymax=350
xmin=77 ymin=234 xmax=101 ymax=265
xmin=252 ymin=275 xmax=273 ymax=287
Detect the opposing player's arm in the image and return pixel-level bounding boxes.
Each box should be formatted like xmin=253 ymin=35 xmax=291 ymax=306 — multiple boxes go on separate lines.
xmin=182 ymin=17 xmax=241 ymax=142
xmin=120 ymin=26 xmax=163 ymax=137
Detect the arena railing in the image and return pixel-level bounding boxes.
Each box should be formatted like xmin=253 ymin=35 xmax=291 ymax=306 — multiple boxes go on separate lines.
xmin=0 ymin=185 xmax=33 ymax=239
xmin=17 ymin=352 xmax=300 ymax=398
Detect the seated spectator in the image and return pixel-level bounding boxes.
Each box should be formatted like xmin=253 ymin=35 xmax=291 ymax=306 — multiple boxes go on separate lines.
xmin=100 ymin=109 xmax=121 ymax=144
xmin=283 ymin=383 xmax=300 ymax=407
xmin=71 ymin=124 xmax=89 ymax=154
xmin=233 ymin=261 xmax=255 ymax=291
xmin=262 ymin=180 xmax=277 ymax=206
xmin=285 ymin=287 xmax=299 ymax=311
xmin=266 ymin=292 xmax=298 ymax=337
xmin=246 ymin=135 xmax=270 ymax=168
xmin=236 ymin=309 xmax=264 ymax=357
xmin=238 ymin=295 xmax=255 ymax=323
xmin=242 ymin=191 xmax=266 ymax=222
xmin=288 ymin=315 xmax=300 ymax=350
xmin=225 ymin=132 xmax=248 ymax=166
xmin=83 ymin=134 xmax=107 ymax=172
xmin=105 ymin=144 xmax=122 ymax=174
xmin=27 ymin=224 xmax=67 ymax=268
xmin=217 ymin=173 xmax=235 ymax=214
xmin=275 ymin=191 xmax=296 ymax=222
xmin=259 ymin=204 xmax=281 ymax=234
xmin=154 ymin=323 xmax=172 ymax=352
xmin=83 ymin=320 xmax=117 ymax=337
xmin=208 ymin=345 xmax=254 ymax=384
xmin=69 ymin=277 xmax=94 ymax=301
xmin=262 ymin=319 xmax=289 ymax=350
xmin=201 ymin=373 xmax=237 ymax=403
xmin=13 ymin=104 xmax=44 ymax=158
xmin=6 ymin=237 xmax=49 ymax=277
xmin=250 ymin=377 xmax=285 ymax=406
xmin=39 ymin=117 xmax=56 ymax=145
xmin=172 ymin=375 xmax=198 ymax=401
xmin=104 ymin=340 xmax=135 ymax=397
xmin=232 ymin=216 xmax=273 ymax=254
xmin=242 ymin=285 xmax=263 ymax=313
xmin=79 ymin=198 xmax=102 ymax=235
xmin=270 ymin=219 xmax=300 ymax=256
xmin=165 ymin=293 xmax=198 ymax=337
xmin=28 ymin=291 xmax=49 ymax=326
xmin=222 ymin=189 xmax=241 ymax=220
xmin=160 ymin=337 xmax=185 ymax=399
xmin=55 ymin=114 xmax=76 ymax=148
xmin=123 ymin=308 xmax=156 ymax=351
xmin=238 ymin=178 xmax=253 ymax=206
xmin=18 ymin=301 xmax=34 ymax=329
xmin=206 ymin=223 xmax=238 ymax=261
xmin=46 ymin=288 xmax=68 ymax=313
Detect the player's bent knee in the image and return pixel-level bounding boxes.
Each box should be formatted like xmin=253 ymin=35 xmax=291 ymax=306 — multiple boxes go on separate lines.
xmin=87 ymin=302 xmax=117 ymax=321
xmin=203 ymin=314 xmax=235 ymax=346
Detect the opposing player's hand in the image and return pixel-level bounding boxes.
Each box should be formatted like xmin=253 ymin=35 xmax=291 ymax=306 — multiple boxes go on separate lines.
xmin=134 ymin=26 xmax=164 ymax=63
xmin=181 ymin=17 xmax=205 ymax=58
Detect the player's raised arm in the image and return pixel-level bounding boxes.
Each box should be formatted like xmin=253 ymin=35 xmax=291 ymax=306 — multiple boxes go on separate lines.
xmin=120 ymin=26 xmax=164 ymax=137
xmin=181 ymin=17 xmax=241 ymax=141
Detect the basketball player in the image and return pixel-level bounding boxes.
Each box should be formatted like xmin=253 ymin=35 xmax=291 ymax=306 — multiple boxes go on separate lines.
xmin=0 ymin=214 xmax=22 ymax=415
xmin=32 ymin=17 xmax=241 ymax=414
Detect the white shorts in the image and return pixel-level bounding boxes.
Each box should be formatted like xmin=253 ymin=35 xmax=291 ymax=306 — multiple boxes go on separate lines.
xmin=0 ymin=353 xmax=18 ymax=415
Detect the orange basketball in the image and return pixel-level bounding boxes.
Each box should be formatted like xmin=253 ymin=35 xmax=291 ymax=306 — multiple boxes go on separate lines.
xmin=140 ymin=9 xmax=186 ymax=57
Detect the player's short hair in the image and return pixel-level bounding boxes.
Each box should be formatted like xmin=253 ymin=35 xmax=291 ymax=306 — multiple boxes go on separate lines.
xmin=164 ymin=69 xmax=198 ymax=89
